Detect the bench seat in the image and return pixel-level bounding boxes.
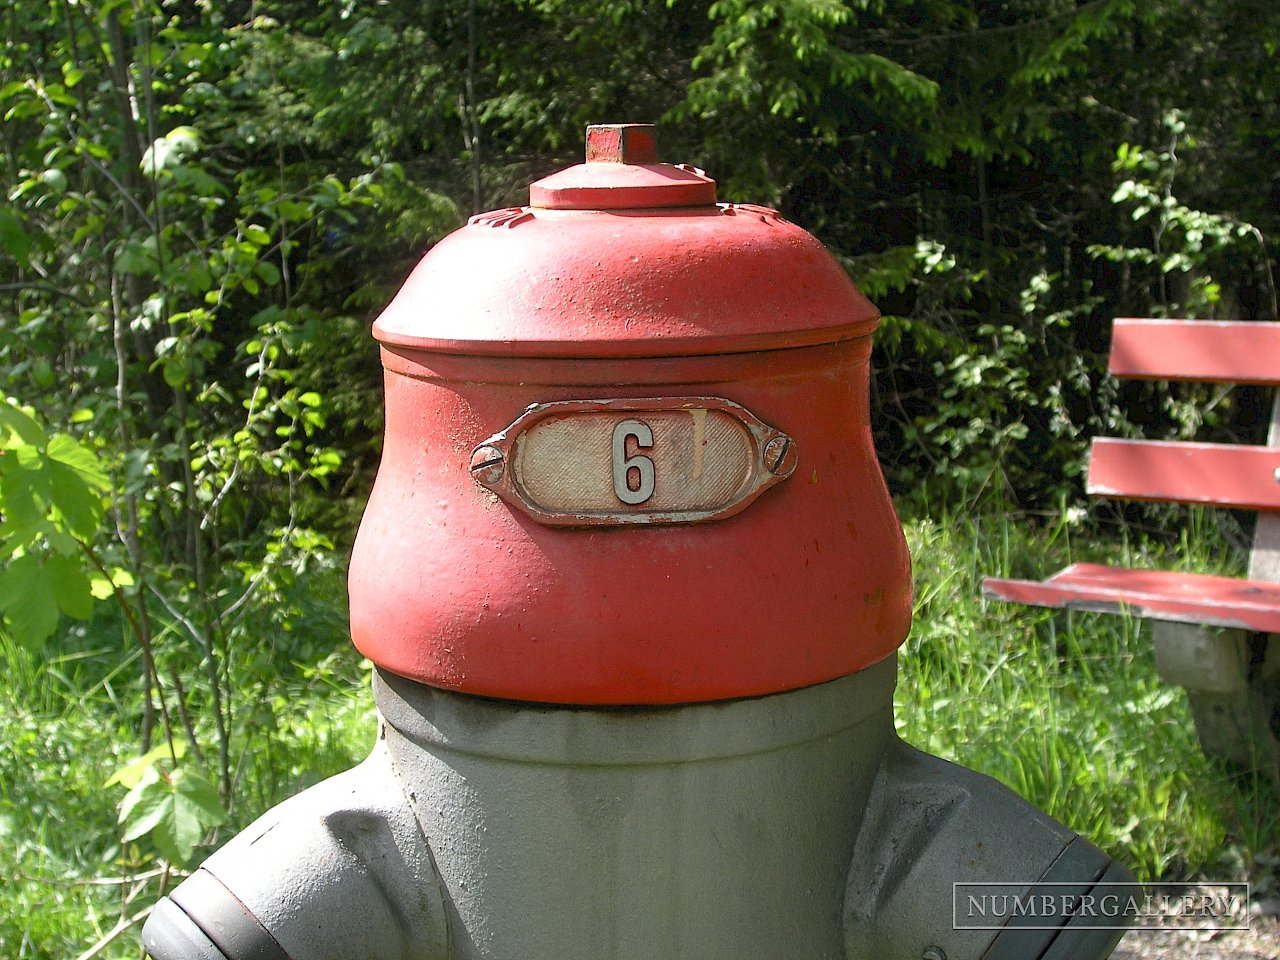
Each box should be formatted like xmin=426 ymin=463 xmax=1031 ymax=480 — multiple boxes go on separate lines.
xmin=984 ymin=563 xmax=1280 ymax=634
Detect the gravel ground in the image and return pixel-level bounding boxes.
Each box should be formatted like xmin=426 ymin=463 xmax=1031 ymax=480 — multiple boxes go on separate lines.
xmin=1110 ymin=881 xmax=1279 ymax=960
xmin=1111 ymin=917 xmax=1278 ymax=960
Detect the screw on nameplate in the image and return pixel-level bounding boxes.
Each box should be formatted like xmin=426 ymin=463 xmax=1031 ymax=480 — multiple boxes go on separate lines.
xmin=469 ymin=444 xmax=505 ymax=486
xmin=763 ymin=434 xmax=798 ymax=478
xmin=586 ymin=123 xmax=658 ymax=164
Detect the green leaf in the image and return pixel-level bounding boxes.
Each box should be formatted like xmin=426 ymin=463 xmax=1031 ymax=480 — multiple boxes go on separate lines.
xmin=0 ymin=401 xmax=47 ymax=448
xmin=0 ymin=553 xmax=59 ymax=645
xmin=255 ymin=260 xmax=281 ymax=286
xmin=46 ymin=553 xmax=94 ymax=619
xmin=162 ymin=358 xmax=189 ymax=389
xmin=120 ymin=766 xmax=226 ymax=864
xmin=45 ymin=527 xmax=79 ymax=556
xmin=107 ymin=742 xmax=185 ymax=789
xmin=141 ymin=125 xmax=202 ymax=175
xmin=251 ymin=305 xmax=283 ymax=327
xmin=0 ymin=473 xmax=47 ymax=550
xmin=117 ymin=241 xmax=157 ymax=274
xmin=46 ymin=434 xmax=109 ymax=490
xmin=121 ymin=448 xmax=150 ymax=496
xmin=41 ymin=168 xmax=67 ymax=193
xmin=30 ymin=358 xmax=54 ymax=388
xmin=174 ymin=769 xmax=226 ymax=826
xmin=0 ymin=208 xmax=33 ymax=264
xmin=0 ymin=553 xmax=38 ymax=611
xmin=44 ymin=455 xmax=105 ymax=540
xmin=89 ymin=566 xmax=134 ymax=600
xmin=119 ymin=766 xmax=167 ymax=839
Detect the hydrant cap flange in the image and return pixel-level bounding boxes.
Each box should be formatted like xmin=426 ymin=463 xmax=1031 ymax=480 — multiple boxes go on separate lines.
xmin=529 ymin=123 xmax=718 ymax=210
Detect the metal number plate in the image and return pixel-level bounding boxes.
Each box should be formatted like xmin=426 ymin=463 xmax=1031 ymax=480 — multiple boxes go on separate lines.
xmin=469 ymin=397 xmax=796 ymax=526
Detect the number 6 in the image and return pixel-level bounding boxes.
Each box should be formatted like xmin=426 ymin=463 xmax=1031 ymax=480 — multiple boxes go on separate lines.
xmin=612 ymin=419 xmax=655 ymax=505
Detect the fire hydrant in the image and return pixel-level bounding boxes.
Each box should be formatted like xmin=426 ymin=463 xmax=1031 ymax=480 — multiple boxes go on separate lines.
xmin=142 ymin=124 xmax=1134 ymax=960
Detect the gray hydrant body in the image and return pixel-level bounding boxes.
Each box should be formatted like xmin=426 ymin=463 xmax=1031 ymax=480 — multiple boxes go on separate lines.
xmin=143 ymin=125 xmax=1134 ymax=960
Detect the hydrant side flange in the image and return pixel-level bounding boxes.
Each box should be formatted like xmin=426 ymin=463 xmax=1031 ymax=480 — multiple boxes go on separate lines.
xmin=145 ymin=743 xmax=450 ymax=960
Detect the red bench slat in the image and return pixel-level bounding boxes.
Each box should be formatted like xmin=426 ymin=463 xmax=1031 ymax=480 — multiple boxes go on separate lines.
xmin=1087 ymin=438 xmax=1280 ymax=511
xmin=983 ymin=563 xmax=1280 ymax=633
xmin=1110 ymin=319 xmax=1280 ymax=385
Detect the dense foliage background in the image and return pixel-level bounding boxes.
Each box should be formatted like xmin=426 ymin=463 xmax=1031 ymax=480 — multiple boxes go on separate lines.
xmin=1 ymin=1 xmax=1277 ymax=956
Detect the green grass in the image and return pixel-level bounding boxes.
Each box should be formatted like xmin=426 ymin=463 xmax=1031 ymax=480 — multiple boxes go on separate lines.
xmin=1 ymin=508 xmax=1276 ymax=957
xmin=0 ymin=565 xmax=374 ymax=960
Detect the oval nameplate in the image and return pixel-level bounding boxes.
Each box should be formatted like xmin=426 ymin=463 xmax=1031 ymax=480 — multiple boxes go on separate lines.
xmin=469 ymin=397 xmax=796 ymax=527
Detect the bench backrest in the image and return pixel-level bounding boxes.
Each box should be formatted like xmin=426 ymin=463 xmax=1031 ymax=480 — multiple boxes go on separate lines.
xmin=1088 ymin=318 xmax=1280 ymax=579
xmin=1108 ymin=318 xmax=1280 ymax=385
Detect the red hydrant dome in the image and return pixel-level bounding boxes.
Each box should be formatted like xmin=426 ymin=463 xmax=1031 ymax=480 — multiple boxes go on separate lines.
xmin=372 ymin=124 xmax=880 ymax=359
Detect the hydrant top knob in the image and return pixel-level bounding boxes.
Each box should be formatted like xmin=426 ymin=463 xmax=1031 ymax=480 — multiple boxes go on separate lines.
xmin=529 ymin=122 xmax=717 ymax=209
xmin=585 ymin=123 xmax=658 ymax=164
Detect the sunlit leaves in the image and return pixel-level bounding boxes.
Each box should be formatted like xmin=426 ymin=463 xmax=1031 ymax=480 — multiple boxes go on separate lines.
xmin=0 ymin=401 xmax=111 ymax=646
xmin=0 ymin=555 xmax=60 ymax=642
xmin=111 ymin=744 xmax=227 ymax=866
xmin=106 ymin=741 xmax=187 ymax=790
xmin=141 ymin=125 xmax=201 ymax=176
xmin=1087 ymin=115 xmax=1260 ymax=318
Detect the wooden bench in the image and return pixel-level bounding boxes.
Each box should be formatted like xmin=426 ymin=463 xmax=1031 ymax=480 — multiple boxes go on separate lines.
xmin=984 ymin=318 xmax=1280 ymax=777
